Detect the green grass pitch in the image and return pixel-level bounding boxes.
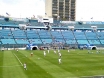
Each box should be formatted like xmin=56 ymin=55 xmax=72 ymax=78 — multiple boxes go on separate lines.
xmin=0 ymin=49 xmax=104 ymax=78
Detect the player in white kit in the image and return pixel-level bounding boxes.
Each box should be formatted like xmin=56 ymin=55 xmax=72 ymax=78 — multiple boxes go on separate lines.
xmin=24 ymin=63 xmax=27 ymax=70
xmin=58 ymin=58 xmax=61 ymax=64
xmin=44 ymin=51 xmax=46 ymax=57
xmin=68 ymin=49 xmax=70 ymax=53
xmin=58 ymin=49 xmax=60 ymax=53
xmin=48 ymin=50 xmax=50 ymax=53
xmin=59 ymin=52 xmax=61 ymax=58
xmin=54 ymin=50 xmax=56 ymax=54
xmin=31 ymin=52 xmax=33 ymax=56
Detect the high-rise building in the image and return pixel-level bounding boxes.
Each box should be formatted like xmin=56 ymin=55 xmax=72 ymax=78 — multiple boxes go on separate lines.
xmin=45 ymin=0 xmax=76 ymax=21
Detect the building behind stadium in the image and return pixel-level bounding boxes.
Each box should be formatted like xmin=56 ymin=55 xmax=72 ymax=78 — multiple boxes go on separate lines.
xmin=45 ymin=0 xmax=76 ymax=21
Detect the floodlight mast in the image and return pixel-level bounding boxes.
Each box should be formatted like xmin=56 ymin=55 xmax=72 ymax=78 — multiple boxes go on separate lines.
xmin=91 ymin=26 xmax=102 ymax=45
xmin=68 ymin=26 xmax=78 ymax=48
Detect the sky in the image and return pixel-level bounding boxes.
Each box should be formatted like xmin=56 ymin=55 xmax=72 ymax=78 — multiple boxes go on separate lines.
xmin=0 ymin=0 xmax=45 ymax=18
xmin=76 ymin=0 xmax=104 ymax=21
xmin=0 ymin=0 xmax=104 ymax=21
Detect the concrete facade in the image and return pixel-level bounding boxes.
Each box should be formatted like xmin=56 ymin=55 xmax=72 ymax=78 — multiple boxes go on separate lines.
xmin=45 ymin=0 xmax=76 ymax=21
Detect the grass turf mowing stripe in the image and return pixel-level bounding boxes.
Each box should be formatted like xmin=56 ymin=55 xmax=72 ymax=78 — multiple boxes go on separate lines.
xmin=12 ymin=50 xmax=54 ymax=78
xmin=25 ymin=50 xmax=104 ymax=77
xmin=0 ymin=50 xmax=4 ymax=78
xmin=60 ymin=50 xmax=104 ymax=77
xmin=1 ymin=50 xmax=104 ymax=78
xmin=20 ymin=50 xmax=78 ymax=78
xmin=2 ymin=50 xmax=28 ymax=78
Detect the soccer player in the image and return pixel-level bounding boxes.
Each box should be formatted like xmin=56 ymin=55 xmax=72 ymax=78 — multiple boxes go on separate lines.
xmin=47 ymin=49 xmax=50 ymax=53
xmin=31 ymin=52 xmax=33 ymax=56
xmin=68 ymin=49 xmax=70 ymax=53
xmin=88 ymin=50 xmax=90 ymax=54
xmin=16 ymin=49 xmax=18 ymax=52
xmin=44 ymin=51 xmax=46 ymax=57
xmin=96 ymin=50 xmax=100 ymax=54
xmin=24 ymin=63 xmax=27 ymax=70
xmin=58 ymin=49 xmax=60 ymax=53
xmin=59 ymin=52 xmax=62 ymax=58
xmin=58 ymin=58 xmax=61 ymax=64
xmin=54 ymin=50 xmax=56 ymax=54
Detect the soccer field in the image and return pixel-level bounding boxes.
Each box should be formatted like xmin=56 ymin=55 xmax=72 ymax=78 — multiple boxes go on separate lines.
xmin=0 ymin=49 xmax=104 ymax=78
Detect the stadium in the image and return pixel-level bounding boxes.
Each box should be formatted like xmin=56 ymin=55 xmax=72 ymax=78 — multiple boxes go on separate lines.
xmin=0 ymin=16 xmax=104 ymax=50
xmin=0 ymin=16 xmax=104 ymax=78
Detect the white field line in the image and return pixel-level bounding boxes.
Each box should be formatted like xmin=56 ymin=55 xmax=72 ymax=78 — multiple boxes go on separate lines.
xmin=81 ymin=75 xmax=104 ymax=78
xmin=0 ymin=65 xmax=22 ymax=67
xmin=13 ymin=53 xmax=23 ymax=66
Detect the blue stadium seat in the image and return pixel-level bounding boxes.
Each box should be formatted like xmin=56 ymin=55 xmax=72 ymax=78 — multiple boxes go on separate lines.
xmin=1 ymin=39 xmax=16 ymax=44
xmin=15 ymin=39 xmax=29 ymax=44
xmin=88 ymin=40 xmax=100 ymax=44
xmin=29 ymin=39 xmax=42 ymax=44
xmin=77 ymin=40 xmax=89 ymax=44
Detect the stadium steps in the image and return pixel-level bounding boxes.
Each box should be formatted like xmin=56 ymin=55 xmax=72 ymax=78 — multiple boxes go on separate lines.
xmin=85 ymin=31 xmax=102 ymax=45
xmin=88 ymin=40 xmax=101 ymax=44
xmin=38 ymin=30 xmax=52 ymax=39
xmin=83 ymin=31 xmax=90 ymax=44
xmin=50 ymin=31 xmax=66 ymax=43
xmin=85 ymin=32 xmax=98 ymax=39
xmin=0 ymin=39 xmax=3 ymax=47
xmin=49 ymin=31 xmax=58 ymax=43
xmin=100 ymin=40 xmax=104 ymax=44
xmin=94 ymin=31 xmax=102 ymax=45
xmin=74 ymin=32 xmax=87 ymax=39
xmin=23 ymin=30 xmax=30 ymax=44
xmin=71 ymin=31 xmax=78 ymax=46
xmin=9 ymin=29 xmax=17 ymax=44
xmin=36 ymin=30 xmax=44 ymax=44
xmin=11 ymin=29 xmax=28 ymax=44
xmin=60 ymin=30 xmax=67 ymax=44
xmin=26 ymin=30 xmax=39 ymax=39
xmin=0 ymin=29 xmax=13 ymax=39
